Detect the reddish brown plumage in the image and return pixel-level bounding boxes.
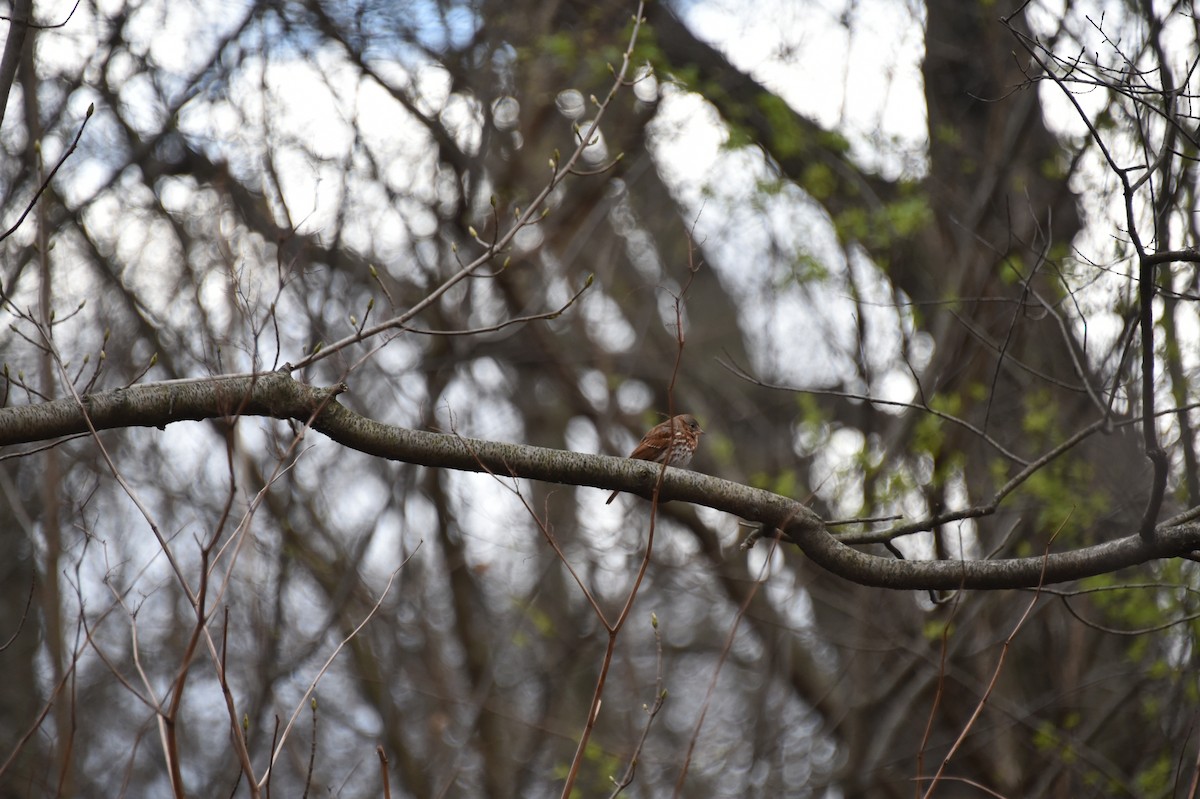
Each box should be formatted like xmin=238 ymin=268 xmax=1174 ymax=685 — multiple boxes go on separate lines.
xmin=606 ymin=414 xmax=703 ymax=504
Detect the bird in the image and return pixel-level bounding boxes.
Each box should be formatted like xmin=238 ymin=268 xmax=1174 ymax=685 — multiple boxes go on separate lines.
xmin=606 ymin=414 xmax=704 ymax=504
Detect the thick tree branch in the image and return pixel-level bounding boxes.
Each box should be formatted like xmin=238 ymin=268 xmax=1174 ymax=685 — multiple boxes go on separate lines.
xmin=2 ymin=371 xmax=1197 ymax=590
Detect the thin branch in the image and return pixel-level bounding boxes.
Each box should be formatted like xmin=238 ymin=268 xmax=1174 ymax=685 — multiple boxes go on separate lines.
xmin=0 ymin=576 xmax=35 ymax=651
xmin=377 ymin=746 xmax=392 ymax=799
xmin=609 ymin=614 xmax=667 ymax=798
xmin=257 ymin=553 xmax=413 ymax=790
xmin=0 ymin=0 xmax=32 ymax=128
xmin=0 ymin=0 xmax=80 ymax=29
xmin=916 ymin=589 xmax=963 ymax=795
xmin=289 ymin=2 xmax=646 ymax=373
xmin=920 ymin=518 xmax=1062 ymax=798
xmin=719 ymin=356 xmax=1030 ymax=466
xmin=673 ymin=536 xmax=780 ymax=797
xmin=0 ymin=104 xmax=94 ymax=242
xmin=1001 ymin=16 xmax=1170 ymax=540
xmin=396 ymin=275 xmax=593 ymax=337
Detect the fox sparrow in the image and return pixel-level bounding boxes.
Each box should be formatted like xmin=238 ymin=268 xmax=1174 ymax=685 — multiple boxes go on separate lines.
xmin=606 ymin=414 xmax=704 ymax=504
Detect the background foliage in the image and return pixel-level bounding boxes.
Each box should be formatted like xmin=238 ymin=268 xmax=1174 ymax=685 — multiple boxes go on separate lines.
xmin=2 ymin=0 xmax=1199 ymax=796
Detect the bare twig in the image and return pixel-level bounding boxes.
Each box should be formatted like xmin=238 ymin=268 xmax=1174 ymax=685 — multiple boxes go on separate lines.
xmin=609 ymin=614 xmax=668 ymax=798
xmin=0 ymin=577 xmax=35 ymax=651
xmin=916 ymin=588 xmax=959 ymax=793
xmin=1000 ymin=17 xmax=1170 ymax=540
xmin=377 ymin=746 xmax=392 ymax=799
xmin=562 ymin=149 xmax=696 ymax=799
xmin=290 ymin=2 xmax=647 ymax=373
xmin=673 ymin=535 xmax=780 ymax=796
xmin=719 ymin=356 xmax=1030 ymax=466
xmin=0 ymin=104 xmax=94 ymax=242
xmin=919 ymin=516 xmax=1065 ymax=798
xmin=257 ymin=554 xmax=414 ymax=790
xmin=396 ymin=275 xmax=593 ymax=337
